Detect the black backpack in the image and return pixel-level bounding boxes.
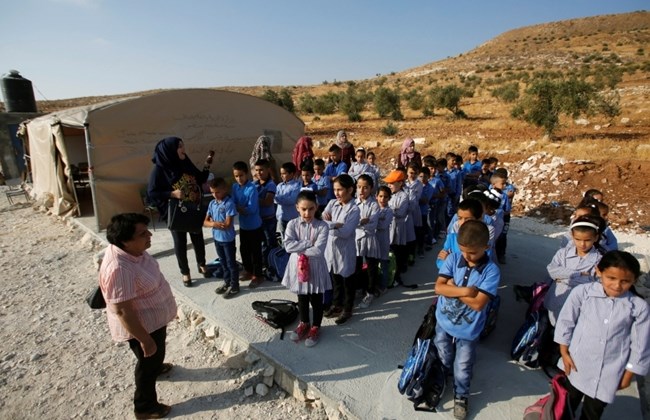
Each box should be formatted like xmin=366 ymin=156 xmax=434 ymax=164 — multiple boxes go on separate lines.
xmin=412 ymin=298 xmax=438 ymax=345
xmin=251 ymin=299 xmax=298 ymax=340
xmin=397 ymin=338 xmax=446 ymax=412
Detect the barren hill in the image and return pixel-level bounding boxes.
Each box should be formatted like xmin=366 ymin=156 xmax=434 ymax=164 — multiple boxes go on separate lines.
xmin=24 ymin=11 xmax=650 ymax=232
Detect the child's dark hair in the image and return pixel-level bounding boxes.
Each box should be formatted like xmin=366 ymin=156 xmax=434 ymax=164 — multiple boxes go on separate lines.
xmin=281 ymin=161 xmax=297 ymax=174
xmin=570 ymin=215 xmax=606 ymax=237
xmin=296 ymin=190 xmax=318 ymax=206
xmin=454 ymin=155 xmax=463 ymax=165
xmin=301 ymin=165 xmax=314 ymax=175
xmin=488 ymin=157 xmax=499 ymax=165
xmin=377 ymin=185 xmax=391 ymax=198
xmin=357 ymin=173 xmax=374 ymax=188
xmin=574 ymin=202 xmax=600 ymax=217
xmin=422 ymin=155 xmax=436 ymax=168
xmin=491 ymin=171 xmax=507 ymax=183
xmin=355 ymin=147 xmax=366 ymax=157
xmin=333 ymin=174 xmax=356 ymax=194
xmin=436 ymin=158 xmax=447 ymax=169
xmin=419 ymin=166 xmax=431 ymax=177
xmin=584 ymin=189 xmax=603 ymax=201
xmin=481 ymin=158 xmax=491 ymax=166
xmin=445 ymin=152 xmax=456 ymax=160
xmin=106 ymin=213 xmax=150 ymax=249
xmin=462 ymin=183 xmax=487 ymax=200
xmin=314 ymin=158 xmax=325 ymax=167
xmin=367 ymin=151 xmax=375 ymax=159
xmin=407 ymin=161 xmax=420 ymax=171
xmin=468 ymin=145 xmax=478 ymax=153
xmin=328 ymin=144 xmax=341 ymax=153
xmin=458 ymin=198 xmax=484 ymax=219
xmin=595 ymin=201 xmax=609 ymax=217
xmin=458 ymin=220 xmax=489 ymax=248
xmin=209 ymin=177 xmax=228 ymax=189
xmin=254 ymin=158 xmax=270 ymax=168
xmin=597 ymin=250 xmax=641 ymax=279
xmin=494 ymin=167 xmax=508 ymax=179
xmin=233 ymin=161 xmax=249 ymax=173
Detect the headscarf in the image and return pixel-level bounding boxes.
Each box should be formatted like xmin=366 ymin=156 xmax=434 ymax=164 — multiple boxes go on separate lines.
xmin=292 ymin=136 xmax=314 ymax=169
xmin=249 ymin=135 xmax=274 ymax=170
xmin=399 ymin=137 xmax=416 ymax=168
xmin=150 ymin=136 xmax=199 ymax=185
xmin=336 ymin=130 xmax=352 ymax=149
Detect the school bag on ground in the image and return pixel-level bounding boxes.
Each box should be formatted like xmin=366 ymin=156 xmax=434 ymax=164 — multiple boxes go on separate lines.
xmin=251 ymin=299 xmax=298 ymax=340
xmin=511 ymin=310 xmax=550 ymax=369
xmin=480 ymin=294 xmax=500 ymax=339
xmin=523 ymin=373 xmax=574 ymax=420
xmin=412 ymin=297 xmax=438 ymax=345
xmin=266 ymin=246 xmax=290 ymax=282
xmin=397 ymin=338 xmax=446 ymax=412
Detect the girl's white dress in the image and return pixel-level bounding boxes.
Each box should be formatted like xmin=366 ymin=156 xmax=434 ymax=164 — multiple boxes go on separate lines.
xmin=281 ymin=218 xmax=331 ymax=294
xmin=376 ymin=206 xmax=394 ymax=260
xmin=355 ymin=196 xmax=380 ymax=259
xmin=323 ymin=199 xmax=361 ymax=278
xmin=389 ymin=190 xmax=410 ymax=245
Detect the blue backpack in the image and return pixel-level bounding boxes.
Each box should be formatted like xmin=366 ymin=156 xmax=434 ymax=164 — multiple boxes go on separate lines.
xmin=267 ymin=246 xmax=290 ymax=282
xmin=398 ymin=338 xmax=446 ymax=412
xmin=511 ymin=310 xmax=550 ymax=369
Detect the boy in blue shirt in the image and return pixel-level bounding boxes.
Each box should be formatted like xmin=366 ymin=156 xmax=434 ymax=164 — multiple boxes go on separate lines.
xmin=204 ymin=177 xmax=239 ymax=297
xmin=300 ymin=165 xmax=319 ymax=193
xmin=461 ymin=145 xmax=481 ymax=188
xmin=232 ymin=161 xmax=264 ymax=288
xmin=274 ymin=162 xmax=302 ymax=235
xmin=313 ymin=158 xmax=331 ymax=214
xmin=254 ymin=159 xmax=278 ymax=266
xmin=434 ymin=219 xmax=500 ymax=420
xmin=418 ymin=167 xmax=434 ymax=255
xmin=323 ymin=145 xmax=348 ymax=200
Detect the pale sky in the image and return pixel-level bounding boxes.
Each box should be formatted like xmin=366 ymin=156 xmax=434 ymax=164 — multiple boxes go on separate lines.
xmin=1 ymin=0 xmax=646 ymax=100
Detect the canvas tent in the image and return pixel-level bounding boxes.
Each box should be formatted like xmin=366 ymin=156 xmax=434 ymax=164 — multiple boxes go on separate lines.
xmin=20 ymin=89 xmax=304 ymax=231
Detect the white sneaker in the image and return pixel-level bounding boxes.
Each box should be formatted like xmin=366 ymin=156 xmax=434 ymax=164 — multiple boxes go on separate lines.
xmin=357 ymin=293 xmax=374 ymax=309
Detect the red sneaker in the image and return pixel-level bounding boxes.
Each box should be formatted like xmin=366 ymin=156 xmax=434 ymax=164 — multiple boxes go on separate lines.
xmin=305 ymin=326 xmax=320 ymax=347
xmin=289 ymin=322 xmax=310 ymax=342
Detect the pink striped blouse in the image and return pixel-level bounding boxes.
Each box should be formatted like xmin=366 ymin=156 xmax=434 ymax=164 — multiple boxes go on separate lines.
xmin=99 ymin=245 xmax=177 ymax=342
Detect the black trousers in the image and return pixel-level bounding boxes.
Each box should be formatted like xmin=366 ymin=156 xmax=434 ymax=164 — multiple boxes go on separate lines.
xmin=495 ymin=213 xmax=511 ymax=258
xmin=355 ymin=256 xmax=379 ymax=294
xmin=298 ymin=293 xmax=324 ymax=327
xmin=332 ymin=273 xmax=355 ymax=312
xmin=240 ymin=227 xmax=264 ymax=277
xmin=127 ymin=327 xmax=167 ymax=412
xmin=566 ymin=379 xmax=607 ymax=420
xmin=170 ymin=229 xmax=206 ymax=275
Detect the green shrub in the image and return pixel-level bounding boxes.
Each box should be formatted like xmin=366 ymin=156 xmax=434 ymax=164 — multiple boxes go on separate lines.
xmin=373 ymin=87 xmax=401 ymax=118
xmin=491 ymin=82 xmax=520 ymax=103
xmin=381 ymin=121 xmax=398 ymax=136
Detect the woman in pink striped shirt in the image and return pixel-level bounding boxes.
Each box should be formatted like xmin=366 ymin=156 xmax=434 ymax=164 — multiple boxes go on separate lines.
xmin=99 ymin=213 xmax=177 ymax=419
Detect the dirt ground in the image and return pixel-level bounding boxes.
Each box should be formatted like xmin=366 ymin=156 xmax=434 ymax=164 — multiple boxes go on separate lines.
xmin=0 ymin=200 xmax=327 ymax=420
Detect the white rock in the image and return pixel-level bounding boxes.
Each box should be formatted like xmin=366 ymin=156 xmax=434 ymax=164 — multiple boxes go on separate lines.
xmin=602 ymin=178 xmax=607 ymax=184
xmin=255 ymin=383 xmax=269 ymax=396
xmin=263 ymin=374 xmax=274 ymax=387
xmin=244 ymin=386 xmax=254 ymax=397
xmin=594 ymin=125 xmax=601 ymax=131
xmin=552 ymin=180 xmax=561 ymax=186
xmin=412 ymin=137 xmax=426 ymax=145
xmin=620 ymin=117 xmax=630 ymax=124
xmin=176 ymin=306 xmax=187 ymax=322
xmin=263 ymin=365 xmax=275 ymax=377
xmin=204 ymin=325 xmax=217 ymax=339
xmin=223 ymin=351 xmax=248 ymax=369
xmin=245 ymin=352 xmax=260 ymax=364
xmin=574 ymin=118 xmax=589 ymax=126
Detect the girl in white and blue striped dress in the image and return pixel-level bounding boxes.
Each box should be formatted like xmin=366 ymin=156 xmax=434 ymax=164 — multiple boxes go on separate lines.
xmin=282 ymin=191 xmax=330 ymax=347
xmin=354 ymin=174 xmax=381 ymax=309
xmin=322 ymin=174 xmax=361 ymax=325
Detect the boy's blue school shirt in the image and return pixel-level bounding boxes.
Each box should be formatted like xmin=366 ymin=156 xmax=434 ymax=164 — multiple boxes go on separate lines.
xmin=255 ymin=178 xmax=277 ymax=219
xmin=428 ymin=176 xmax=445 ymax=205
xmin=446 ymin=168 xmax=460 ymax=197
xmin=420 ymin=182 xmax=434 ymax=215
xmin=207 ymin=196 xmax=237 ymax=243
xmin=232 ymin=180 xmax=262 ymax=230
xmin=313 ymin=175 xmax=331 ymax=206
xmin=462 ymin=160 xmax=482 ymax=176
xmin=301 ymin=181 xmax=318 ymax=193
xmin=436 ymin=252 xmax=500 ymax=341
xmin=274 ymin=179 xmax=301 ymax=221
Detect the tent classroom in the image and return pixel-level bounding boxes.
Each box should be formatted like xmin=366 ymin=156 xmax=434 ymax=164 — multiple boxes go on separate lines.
xmin=19 ymin=89 xmax=305 ymax=231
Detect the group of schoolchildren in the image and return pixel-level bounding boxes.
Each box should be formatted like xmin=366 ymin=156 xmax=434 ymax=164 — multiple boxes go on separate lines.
xmin=201 ymin=134 xmax=648 ymax=420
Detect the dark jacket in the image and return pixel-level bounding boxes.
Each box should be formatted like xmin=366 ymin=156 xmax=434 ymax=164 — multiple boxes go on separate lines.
xmin=147 ymin=137 xmax=208 ymax=220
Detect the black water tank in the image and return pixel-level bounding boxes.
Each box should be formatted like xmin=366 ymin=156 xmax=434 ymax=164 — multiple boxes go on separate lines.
xmin=1 ymin=70 xmax=38 ymax=113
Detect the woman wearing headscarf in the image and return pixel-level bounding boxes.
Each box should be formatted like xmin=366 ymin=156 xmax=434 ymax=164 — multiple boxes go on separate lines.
xmin=250 ymin=135 xmax=278 ymax=182
xmin=396 ymin=137 xmax=422 ymax=170
xmin=147 ymin=137 xmax=211 ymax=287
xmin=292 ymin=135 xmax=314 ymax=173
xmin=335 ymin=130 xmax=355 ymax=168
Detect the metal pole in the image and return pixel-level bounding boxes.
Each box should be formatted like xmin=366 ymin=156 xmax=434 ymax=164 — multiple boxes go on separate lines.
xmin=83 ymin=123 xmax=100 ymax=232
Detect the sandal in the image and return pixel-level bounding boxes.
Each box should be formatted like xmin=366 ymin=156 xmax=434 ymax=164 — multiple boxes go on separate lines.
xmin=182 ymin=274 xmax=192 ymax=287
xmin=158 ymin=363 xmax=173 ymax=376
xmin=198 ymin=265 xmax=210 ymax=278
xmin=134 ymin=403 xmax=172 ymax=419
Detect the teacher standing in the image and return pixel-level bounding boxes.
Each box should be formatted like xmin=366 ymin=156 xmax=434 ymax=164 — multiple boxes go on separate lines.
xmin=147 ymin=136 xmax=211 ymax=286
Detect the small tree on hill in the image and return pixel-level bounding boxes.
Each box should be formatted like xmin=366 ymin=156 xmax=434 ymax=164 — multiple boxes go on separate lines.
xmin=432 ymin=84 xmax=471 ymax=118
xmin=340 ymin=85 xmax=369 ymax=122
xmin=260 ymin=88 xmax=294 ymax=112
xmin=373 ymin=87 xmax=402 ymax=119
xmin=512 ymin=75 xmax=620 ymax=137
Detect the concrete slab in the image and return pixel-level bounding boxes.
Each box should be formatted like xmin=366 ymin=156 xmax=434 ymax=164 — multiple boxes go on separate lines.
xmin=79 ymin=216 xmax=643 ymax=420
